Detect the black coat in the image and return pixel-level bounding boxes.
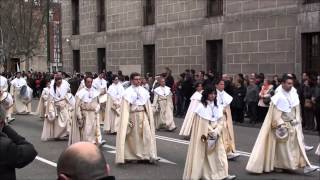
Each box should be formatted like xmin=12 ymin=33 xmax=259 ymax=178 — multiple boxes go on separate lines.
xmin=0 ymin=126 xmax=37 ymax=180
xmin=231 ymin=85 xmax=246 ymax=109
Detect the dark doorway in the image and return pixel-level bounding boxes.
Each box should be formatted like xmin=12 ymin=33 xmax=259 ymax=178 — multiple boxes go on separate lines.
xmin=206 ymin=40 xmax=223 ymax=76
xmin=9 ymin=58 xmax=20 ymax=72
xmin=97 ymin=48 xmax=106 ymax=73
xmin=73 ymin=50 xmax=80 ymax=73
xmin=302 ymin=32 xmax=320 ymax=74
xmin=143 ymin=45 xmax=155 ymax=77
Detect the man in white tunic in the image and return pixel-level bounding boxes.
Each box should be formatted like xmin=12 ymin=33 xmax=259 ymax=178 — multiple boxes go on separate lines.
xmin=10 ymin=72 xmax=31 ymax=114
xmin=41 ymin=76 xmax=70 ymax=141
xmin=246 ymin=74 xmax=318 ymax=174
xmin=152 ymin=77 xmax=176 ymax=131
xmin=69 ymin=76 xmax=102 ymax=145
xmin=179 ymin=82 xmax=203 ymax=137
xmin=215 ymin=79 xmax=239 ymax=160
xmin=103 ymin=75 xmax=124 ymax=134
xmin=0 ymin=74 xmax=14 ymax=122
xmin=183 ymin=88 xmax=236 ymax=180
xmin=116 ymin=72 xmax=158 ymax=164
xmin=93 ymin=72 xmax=108 ymax=123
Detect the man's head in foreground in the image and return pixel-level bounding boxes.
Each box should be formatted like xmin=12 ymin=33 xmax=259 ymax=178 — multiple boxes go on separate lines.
xmin=57 ymin=142 xmax=113 ymax=180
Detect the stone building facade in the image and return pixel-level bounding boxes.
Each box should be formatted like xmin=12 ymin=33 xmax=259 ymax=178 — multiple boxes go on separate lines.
xmin=61 ymin=0 xmax=320 ymax=77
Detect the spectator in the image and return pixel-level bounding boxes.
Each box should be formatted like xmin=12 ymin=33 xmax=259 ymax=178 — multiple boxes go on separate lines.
xmin=174 ymin=73 xmax=185 ymax=117
xmin=57 ymin=142 xmax=115 ymax=180
xmin=222 ymin=74 xmax=233 ymax=95
xmin=231 ymin=78 xmax=246 ymax=123
xmin=312 ymin=75 xmax=320 ymax=133
xmin=164 ymin=67 xmax=174 ymax=89
xmin=302 ymin=79 xmax=315 ymax=130
xmin=0 ymin=106 xmax=37 ymax=180
xmin=257 ymin=79 xmax=273 ymax=122
xmin=271 ymin=75 xmax=280 ymax=90
xmin=244 ymin=78 xmax=259 ymax=124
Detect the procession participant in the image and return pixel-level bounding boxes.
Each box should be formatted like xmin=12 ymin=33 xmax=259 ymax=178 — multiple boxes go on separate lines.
xmin=103 ymin=75 xmax=124 ymax=134
xmin=179 ymin=82 xmax=203 ymax=137
xmin=246 ymin=74 xmax=318 ymax=174
xmin=152 ymin=77 xmax=176 ymax=131
xmin=10 ymin=72 xmax=32 ymax=114
xmin=69 ymin=76 xmax=102 ymax=145
xmin=0 ymin=90 xmax=14 ymax=123
xmin=93 ymin=72 xmax=108 ymax=123
xmin=41 ymin=76 xmax=70 ymax=141
xmin=183 ymin=88 xmax=236 ymax=180
xmin=115 ymin=72 xmax=158 ymax=164
xmin=66 ymin=92 xmax=76 ymax=136
xmin=0 ymin=74 xmax=14 ymax=122
xmin=215 ymin=78 xmax=239 ymax=160
xmin=36 ymin=81 xmax=50 ymax=118
xmin=50 ymin=71 xmax=70 ymax=88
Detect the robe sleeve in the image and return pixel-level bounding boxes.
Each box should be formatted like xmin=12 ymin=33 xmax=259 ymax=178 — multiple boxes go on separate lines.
xmin=271 ymin=107 xmax=285 ymax=128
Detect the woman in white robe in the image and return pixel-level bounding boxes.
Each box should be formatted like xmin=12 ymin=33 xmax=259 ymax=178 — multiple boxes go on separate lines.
xmin=152 ymin=77 xmax=176 ymax=131
xmin=70 ymin=76 xmax=102 ymax=145
xmin=36 ymin=81 xmax=50 ymax=118
xmin=93 ymin=73 xmax=108 ymax=123
xmin=0 ymin=91 xmax=14 ymax=123
xmin=183 ymin=88 xmax=236 ymax=180
xmin=179 ymin=82 xmax=203 ymax=137
xmin=104 ymin=75 xmax=124 ymax=134
xmin=41 ymin=77 xmax=70 ymax=141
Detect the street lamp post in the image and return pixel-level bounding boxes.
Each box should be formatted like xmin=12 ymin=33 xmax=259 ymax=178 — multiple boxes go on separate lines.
xmin=47 ymin=0 xmax=50 ymax=72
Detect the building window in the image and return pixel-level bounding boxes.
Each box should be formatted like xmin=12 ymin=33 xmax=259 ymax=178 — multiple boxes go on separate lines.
xmin=206 ymin=40 xmax=223 ymax=76
xmin=302 ymin=33 xmax=320 ymax=74
xmin=207 ymin=0 xmax=223 ymax=17
xmin=143 ymin=0 xmax=155 ymax=26
xmin=73 ymin=50 xmax=80 ymax=73
xmin=97 ymin=0 xmax=106 ymax=32
xmin=303 ymin=0 xmax=320 ymax=4
xmin=143 ymin=45 xmax=155 ymax=77
xmin=97 ymin=48 xmax=106 ymax=73
xmin=72 ymin=0 xmax=79 ymax=35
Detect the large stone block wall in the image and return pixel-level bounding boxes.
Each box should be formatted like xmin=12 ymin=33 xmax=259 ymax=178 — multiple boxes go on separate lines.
xmin=61 ymin=0 xmax=320 ymax=77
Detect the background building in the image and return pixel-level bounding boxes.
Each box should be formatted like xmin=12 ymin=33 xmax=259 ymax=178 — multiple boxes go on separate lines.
xmin=61 ymin=0 xmax=320 ymax=77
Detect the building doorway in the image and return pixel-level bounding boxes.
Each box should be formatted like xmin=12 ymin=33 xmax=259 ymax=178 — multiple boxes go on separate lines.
xmin=302 ymin=32 xmax=320 ymax=74
xmin=206 ymin=40 xmax=223 ymax=76
xmin=143 ymin=45 xmax=155 ymax=77
xmin=73 ymin=50 xmax=80 ymax=73
xmin=97 ymin=48 xmax=106 ymax=73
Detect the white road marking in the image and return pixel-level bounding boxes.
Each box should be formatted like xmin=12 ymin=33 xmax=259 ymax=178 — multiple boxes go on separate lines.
xmin=102 ymin=144 xmax=176 ymax=165
xmin=35 ymin=156 xmax=57 ymax=167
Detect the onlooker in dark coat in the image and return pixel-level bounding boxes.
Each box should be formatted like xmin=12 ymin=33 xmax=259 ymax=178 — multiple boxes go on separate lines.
xmin=244 ymin=78 xmax=259 ymax=124
xmin=0 ymin=106 xmax=37 ymax=180
xmin=302 ymin=79 xmax=315 ymax=130
xmin=312 ymin=75 xmax=320 ymax=133
xmin=231 ymin=79 xmax=246 ymax=123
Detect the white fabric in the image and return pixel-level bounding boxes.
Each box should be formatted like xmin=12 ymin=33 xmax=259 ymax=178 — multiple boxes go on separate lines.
xmin=190 ymin=91 xmax=203 ymax=101
xmin=271 ymin=86 xmax=300 ymax=113
xmin=107 ymin=83 xmax=125 ymax=102
xmin=123 ymin=85 xmax=150 ymax=105
xmin=49 ymin=83 xmax=70 ymax=101
xmin=10 ymin=78 xmax=27 ymax=89
xmin=50 ymin=79 xmax=70 ymax=88
xmin=154 ymin=86 xmax=171 ymax=97
xmin=195 ymin=102 xmax=223 ymax=122
xmin=93 ymin=77 xmax=107 ymax=90
xmin=216 ymin=90 xmax=233 ymax=107
xmin=0 ymin=76 xmax=8 ymax=91
xmin=76 ymin=87 xmax=100 ymax=103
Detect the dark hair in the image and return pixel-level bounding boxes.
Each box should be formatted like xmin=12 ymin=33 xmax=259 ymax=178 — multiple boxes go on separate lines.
xmin=194 ymin=81 xmax=203 ymax=89
xmin=54 ymin=76 xmax=63 ymax=94
xmin=112 ymin=75 xmax=119 ymax=81
xmin=201 ymin=87 xmax=217 ymax=107
xmin=84 ymin=76 xmax=93 ymax=83
xmin=214 ymin=78 xmax=224 ymax=85
xmin=130 ymin=72 xmax=140 ymax=80
xmin=281 ymin=74 xmax=294 ymax=83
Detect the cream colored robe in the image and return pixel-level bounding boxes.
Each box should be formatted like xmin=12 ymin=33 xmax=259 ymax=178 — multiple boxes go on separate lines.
xmin=41 ymin=96 xmax=69 ymax=141
xmin=183 ymin=107 xmax=228 ymax=180
xmin=115 ymin=99 xmax=157 ymax=164
xmin=93 ymin=77 xmax=108 ymax=123
xmin=10 ymin=78 xmax=31 ymax=114
xmin=103 ymin=94 xmax=120 ymax=133
xmin=36 ymin=87 xmax=49 ymax=118
xmin=152 ymin=89 xmax=176 ymax=131
xmin=221 ymin=105 xmax=236 ymax=154
xmin=179 ymin=91 xmax=202 ymax=136
xmin=246 ymin=104 xmax=311 ymax=173
xmin=0 ymin=92 xmax=14 ymax=123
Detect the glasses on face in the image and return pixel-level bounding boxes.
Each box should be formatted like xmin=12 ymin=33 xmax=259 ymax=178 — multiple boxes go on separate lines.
xmin=133 ymin=78 xmax=141 ymax=81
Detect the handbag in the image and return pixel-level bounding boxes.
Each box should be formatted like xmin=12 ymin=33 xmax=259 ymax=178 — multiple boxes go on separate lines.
xmin=263 ymin=97 xmax=271 ymax=105
xmin=304 ymin=99 xmax=313 ymax=108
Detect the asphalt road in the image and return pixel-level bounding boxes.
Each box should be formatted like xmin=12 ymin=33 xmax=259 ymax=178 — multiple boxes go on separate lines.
xmin=8 ymin=100 xmax=320 ymax=180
